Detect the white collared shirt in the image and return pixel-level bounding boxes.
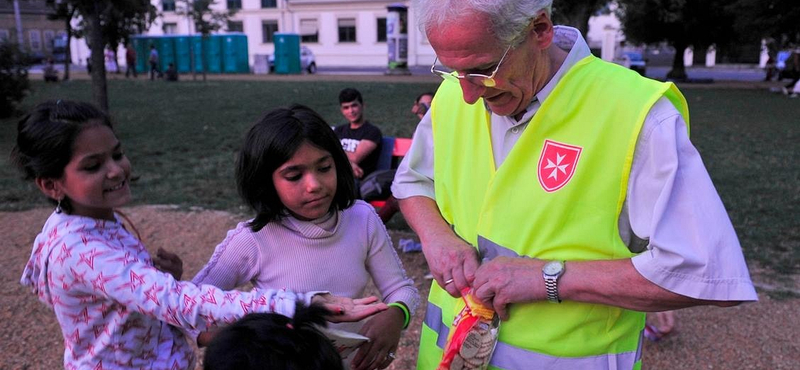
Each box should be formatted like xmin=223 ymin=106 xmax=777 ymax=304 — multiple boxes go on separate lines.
xmin=391 ymin=26 xmax=757 ymax=302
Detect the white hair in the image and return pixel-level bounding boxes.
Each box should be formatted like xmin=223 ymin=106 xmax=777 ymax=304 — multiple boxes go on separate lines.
xmin=412 ymin=0 xmax=552 ymax=47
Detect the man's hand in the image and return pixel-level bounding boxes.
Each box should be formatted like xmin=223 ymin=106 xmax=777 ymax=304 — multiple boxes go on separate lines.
xmin=423 ymin=232 xmax=480 ymax=298
xmin=311 ymin=294 xmax=388 ymax=323
xmin=471 ymin=256 xmax=545 ymax=320
xmin=398 ymin=196 xmax=480 ymax=298
xmin=351 ymin=161 xmax=364 ymax=179
xmin=352 ymin=307 xmax=404 ymax=370
xmin=153 ymin=248 xmax=183 ymax=280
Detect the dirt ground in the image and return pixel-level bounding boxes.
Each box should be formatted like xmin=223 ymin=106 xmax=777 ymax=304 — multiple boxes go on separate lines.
xmin=1 ymin=206 xmax=797 ymax=370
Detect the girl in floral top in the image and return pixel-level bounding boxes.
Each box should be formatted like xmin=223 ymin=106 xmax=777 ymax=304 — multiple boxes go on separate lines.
xmin=13 ymin=100 xmax=385 ymax=370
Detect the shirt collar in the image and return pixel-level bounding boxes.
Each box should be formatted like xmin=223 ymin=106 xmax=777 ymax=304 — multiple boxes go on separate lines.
xmin=513 ymin=26 xmax=591 ymax=123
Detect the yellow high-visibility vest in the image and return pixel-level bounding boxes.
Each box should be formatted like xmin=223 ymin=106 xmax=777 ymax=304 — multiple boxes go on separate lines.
xmin=418 ymin=55 xmax=689 ymax=370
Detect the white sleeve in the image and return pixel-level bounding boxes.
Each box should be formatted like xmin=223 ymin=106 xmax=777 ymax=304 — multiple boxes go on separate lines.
xmin=391 ymin=111 xmax=436 ymax=200
xmin=629 ymin=97 xmax=757 ymax=301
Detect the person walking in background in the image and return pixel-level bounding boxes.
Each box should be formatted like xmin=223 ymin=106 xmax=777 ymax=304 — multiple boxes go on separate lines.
xmin=392 ymin=0 xmax=758 ymax=368
xmin=104 ymin=48 xmax=117 ymax=73
xmin=11 ymin=100 xmax=387 ymax=370
xmin=149 ymin=44 xmax=161 ymax=80
xmin=193 ymin=104 xmax=418 ymax=370
xmin=125 ymin=43 xmax=137 ymax=78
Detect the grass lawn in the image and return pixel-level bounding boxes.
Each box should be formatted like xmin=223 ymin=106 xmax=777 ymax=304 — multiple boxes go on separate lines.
xmin=1 ymin=79 xmax=797 ymax=275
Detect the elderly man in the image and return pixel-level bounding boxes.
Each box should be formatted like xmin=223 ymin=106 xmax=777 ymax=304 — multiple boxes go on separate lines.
xmin=391 ymin=0 xmax=757 ymax=369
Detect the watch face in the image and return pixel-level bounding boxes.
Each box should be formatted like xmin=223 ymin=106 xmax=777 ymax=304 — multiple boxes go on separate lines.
xmin=543 ymin=261 xmax=563 ymax=275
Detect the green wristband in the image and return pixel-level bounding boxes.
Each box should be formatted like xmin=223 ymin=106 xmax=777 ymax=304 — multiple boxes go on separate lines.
xmin=388 ymin=302 xmax=410 ymax=329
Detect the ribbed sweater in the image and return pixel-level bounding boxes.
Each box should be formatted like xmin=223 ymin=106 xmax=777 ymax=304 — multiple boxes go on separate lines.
xmin=192 ymin=200 xmax=419 ymax=335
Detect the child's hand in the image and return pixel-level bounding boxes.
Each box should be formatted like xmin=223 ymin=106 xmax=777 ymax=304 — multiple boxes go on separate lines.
xmin=352 ymin=307 xmax=405 ymax=370
xmin=153 ymin=248 xmax=184 ymax=280
xmin=311 ymin=294 xmax=388 ymax=323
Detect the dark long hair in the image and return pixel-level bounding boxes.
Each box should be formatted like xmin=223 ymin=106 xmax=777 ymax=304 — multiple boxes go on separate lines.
xmin=203 ymin=303 xmax=344 ymax=370
xmin=236 ymin=104 xmax=356 ymax=231
xmin=10 ymin=100 xmax=114 ymax=213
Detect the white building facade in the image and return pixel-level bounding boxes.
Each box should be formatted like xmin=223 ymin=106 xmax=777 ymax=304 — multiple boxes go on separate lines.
xmin=147 ymin=0 xmax=436 ymax=68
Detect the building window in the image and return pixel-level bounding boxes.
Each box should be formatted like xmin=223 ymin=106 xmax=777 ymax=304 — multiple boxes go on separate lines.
xmin=228 ymin=21 xmax=243 ymax=33
xmin=338 ymin=18 xmax=356 ymax=43
xmin=377 ymin=18 xmax=387 ymax=42
xmin=29 ymin=30 xmax=42 ymax=51
xmin=227 ymin=0 xmax=242 ymax=10
xmin=261 ymin=0 xmax=277 ymax=8
xmin=163 ymin=23 xmax=178 ymax=35
xmin=162 ymin=0 xmax=175 ymax=12
xmin=262 ymin=20 xmax=278 ymax=43
xmin=43 ymin=30 xmax=55 ymax=50
xmin=300 ymin=18 xmax=318 ymax=43
xmin=0 ymin=29 xmax=10 ymax=43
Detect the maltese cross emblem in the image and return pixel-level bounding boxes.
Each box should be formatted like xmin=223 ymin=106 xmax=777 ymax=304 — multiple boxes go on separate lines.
xmin=537 ymin=139 xmax=583 ymax=192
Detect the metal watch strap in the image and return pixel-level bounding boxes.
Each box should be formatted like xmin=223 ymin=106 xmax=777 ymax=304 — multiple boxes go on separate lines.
xmin=545 ymin=276 xmax=561 ymax=303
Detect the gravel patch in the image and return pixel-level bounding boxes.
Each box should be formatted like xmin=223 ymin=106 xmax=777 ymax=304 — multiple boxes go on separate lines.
xmin=1 ymin=206 xmax=796 ymax=369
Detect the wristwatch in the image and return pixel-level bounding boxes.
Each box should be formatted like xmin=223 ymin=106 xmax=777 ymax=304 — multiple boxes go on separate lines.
xmin=542 ymin=260 xmax=565 ymax=303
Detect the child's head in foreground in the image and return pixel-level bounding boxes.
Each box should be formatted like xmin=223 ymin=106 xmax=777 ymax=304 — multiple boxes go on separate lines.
xmin=203 ymin=303 xmax=344 ymax=370
xmin=236 ymin=104 xmax=356 ymax=231
xmin=11 ymin=100 xmax=131 ymax=220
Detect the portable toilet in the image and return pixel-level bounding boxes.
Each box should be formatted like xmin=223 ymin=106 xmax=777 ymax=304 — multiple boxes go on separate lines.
xmin=174 ymin=35 xmax=192 ymax=73
xmin=158 ymin=36 xmax=176 ymax=72
xmin=273 ymin=33 xmax=301 ymax=74
xmin=192 ymin=35 xmax=223 ymax=73
xmin=222 ymin=33 xmax=249 ymax=73
xmin=131 ymin=36 xmax=150 ymax=73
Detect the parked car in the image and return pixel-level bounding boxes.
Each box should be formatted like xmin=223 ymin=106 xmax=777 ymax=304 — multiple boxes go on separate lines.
xmin=623 ymin=52 xmax=647 ymax=76
xmin=268 ymin=46 xmax=317 ymax=74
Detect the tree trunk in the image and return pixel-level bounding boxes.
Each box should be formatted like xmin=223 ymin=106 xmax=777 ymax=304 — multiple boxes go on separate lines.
xmin=88 ymin=4 xmax=109 ymax=111
xmin=201 ymin=34 xmax=207 ymax=82
xmin=667 ymin=43 xmax=688 ymax=81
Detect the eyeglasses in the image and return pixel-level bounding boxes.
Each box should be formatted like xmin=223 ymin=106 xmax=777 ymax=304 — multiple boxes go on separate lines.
xmin=430 ymin=45 xmax=512 ymax=87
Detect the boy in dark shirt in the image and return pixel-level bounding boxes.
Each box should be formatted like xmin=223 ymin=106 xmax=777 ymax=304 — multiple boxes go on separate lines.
xmin=333 ymin=88 xmax=382 ymax=179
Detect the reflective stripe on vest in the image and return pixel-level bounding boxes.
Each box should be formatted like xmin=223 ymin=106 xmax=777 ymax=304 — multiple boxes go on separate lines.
xmin=424 ymin=300 xmax=644 ymax=369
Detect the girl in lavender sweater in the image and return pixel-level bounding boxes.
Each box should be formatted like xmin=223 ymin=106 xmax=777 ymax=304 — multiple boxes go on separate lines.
xmin=13 ymin=100 xmax=385 ymax=370
xmin=193 ymin=104 xmax=419 ymax=370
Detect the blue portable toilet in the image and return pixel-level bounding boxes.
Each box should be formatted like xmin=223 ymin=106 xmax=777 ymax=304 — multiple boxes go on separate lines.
xmin=158 ymin=36 xmax=176 ymax=72
xmin=222 ymin=33 xmax=249 ymax=73
xmin=131 ymin=36 xmax=150 ymax=73
xmin=174 ymin=35 xmax=192 ymax=73
xmin=273 ymin=33 xmax=301 ymax=74
xmin=192 ymin=35 xmax=223 ymax=73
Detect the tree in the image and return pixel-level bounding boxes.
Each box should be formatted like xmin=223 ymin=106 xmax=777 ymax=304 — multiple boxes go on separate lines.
xmin=551 ymin=0 xmax=608 ymax=38
xmin=616 ymin=0 xmax=735 ymax=80
xmin=177 ymin=0 xmax=235 ymax=81
xmin=47 ymin=1 xmax=78 ymax=81
xmin=0 ymin=42 xmax=30 ymax=118
xmin=55 ymin=0 xmax=155 ymax=111
xmin=728 ymin=0 xmax=800 ymax=53
xmin=100 ymin=1 xmax=157 ymax=74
